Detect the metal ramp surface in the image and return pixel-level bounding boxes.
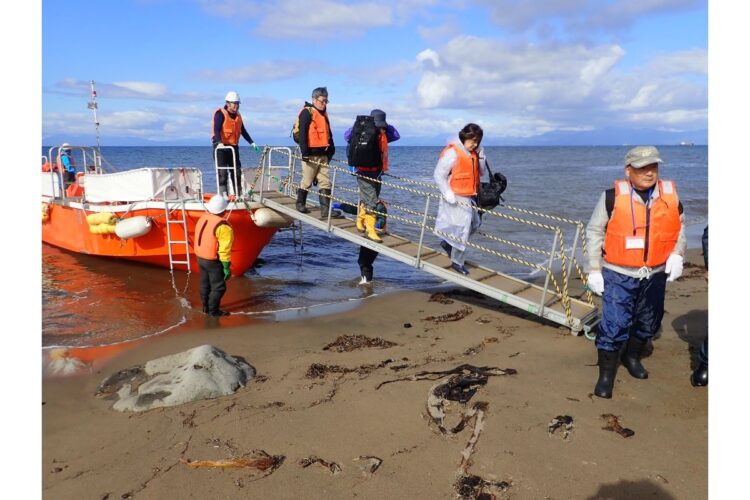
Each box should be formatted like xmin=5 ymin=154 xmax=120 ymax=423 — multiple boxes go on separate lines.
xmin=252 ymin=190 xmax=599 ymax=335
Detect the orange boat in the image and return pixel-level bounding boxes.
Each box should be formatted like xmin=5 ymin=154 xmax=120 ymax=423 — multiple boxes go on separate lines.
xmin=41 ymin=144 xmax=292 ymax=276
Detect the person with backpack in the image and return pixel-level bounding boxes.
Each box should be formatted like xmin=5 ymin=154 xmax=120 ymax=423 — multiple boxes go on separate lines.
xmin=585 ymin=146 xmax=687 ymax=399
xmin=343 ymin=109 xmax=400 ymax=242
xmin=433 ymin=123 xmax=487 ymax=275
xmin=294 ymin=87 xmax=339 ymax=217
xmin=212 ymin=91 xmax=259 ymax=199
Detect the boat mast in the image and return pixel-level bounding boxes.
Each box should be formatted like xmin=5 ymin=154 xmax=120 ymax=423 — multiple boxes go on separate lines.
xmin=88 ymin=80 xmax=102 ymax=153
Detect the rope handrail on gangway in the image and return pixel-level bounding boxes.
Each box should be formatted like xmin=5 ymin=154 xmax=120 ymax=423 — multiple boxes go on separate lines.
xmin=244 ymin=146 xmax=600 ymax=336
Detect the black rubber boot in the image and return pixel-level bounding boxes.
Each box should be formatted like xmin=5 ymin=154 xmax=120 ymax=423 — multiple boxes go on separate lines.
xmin=621 ymin=336 xmax=649 ymax=379
xmin=318 ymin=189 xmax=342 ymax=218
xmin=296 ymin=188 xmax=310 ymax=213
xmin=691 ymin=362 xmax=708 ymax=387
xmin=594 ymin=349 xmax=619 ymax=399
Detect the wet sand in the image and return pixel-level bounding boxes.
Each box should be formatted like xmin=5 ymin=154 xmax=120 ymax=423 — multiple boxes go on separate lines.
xmin=42 ymin=249 xmax=708 ymax=499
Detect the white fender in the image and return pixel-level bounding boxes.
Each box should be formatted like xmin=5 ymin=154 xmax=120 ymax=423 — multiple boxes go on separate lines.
xmin=251 ymin=208 xmax=293 ymax=228
xmin=115 ymin=216 xmax=152 ymax=239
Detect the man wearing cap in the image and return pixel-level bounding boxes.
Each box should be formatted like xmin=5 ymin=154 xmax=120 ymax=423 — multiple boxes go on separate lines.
xmin=194 ymin=195 xmax=234 ymax=317
xmin=585 ymin=146 xmax=686 ymax=398
xmin=343 ymin=109 xmax=400 ymax=242
xmin=212 ymin=91 xmax=260 ymax=198
xmin=296 ymin=87 xmax=338 ymax=217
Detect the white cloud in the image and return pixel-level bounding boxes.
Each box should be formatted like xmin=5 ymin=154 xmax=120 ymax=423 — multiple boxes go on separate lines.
xmin=411 ymin=34 xmax=706 ymax=135
xmin=195 ymin=60 xmax=324 ymax=83
xmin=258 ymin=0 xmax=391 ymax=38
xmin=52 ymin=79 xmax=212 ymax=102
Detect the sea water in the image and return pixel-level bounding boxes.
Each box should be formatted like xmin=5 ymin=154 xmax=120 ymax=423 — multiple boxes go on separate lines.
xmin=41 ymin=145 xmax=707 ymax=349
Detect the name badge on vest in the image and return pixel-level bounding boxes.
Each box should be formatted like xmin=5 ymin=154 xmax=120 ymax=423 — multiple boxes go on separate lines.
xmin=625 ymin=236 xmax=645 ymax=250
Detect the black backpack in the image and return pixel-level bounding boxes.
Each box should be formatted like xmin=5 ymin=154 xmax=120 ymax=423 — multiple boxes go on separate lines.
xmin=347 ymin=115 xmax=381 ymax=167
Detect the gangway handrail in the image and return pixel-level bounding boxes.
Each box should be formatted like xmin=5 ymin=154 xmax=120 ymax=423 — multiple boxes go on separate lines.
xmin=247 ymin=147 xmax=598 ymax=334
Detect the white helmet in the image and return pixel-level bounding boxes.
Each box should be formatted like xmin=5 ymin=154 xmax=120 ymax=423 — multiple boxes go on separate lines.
xmin=206 ymin=194 xmax=228 ymax=215
xmin=61 ymin=143 xmax=71 ymax=152
xmin=225 ymin=91 xmax=240 ymax=103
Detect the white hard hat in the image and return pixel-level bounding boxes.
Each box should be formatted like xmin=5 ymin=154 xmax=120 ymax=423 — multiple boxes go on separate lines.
xmin=61 ymin=143 xmax=71 ymax=151
xmin=206 ymin=194 xmax=228 ymax=215
xmin=225 ymin=91 xmax=241 ymax=103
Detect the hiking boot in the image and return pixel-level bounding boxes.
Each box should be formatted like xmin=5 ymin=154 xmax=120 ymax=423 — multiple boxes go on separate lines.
xmin=440 ymin=240 xmax=452 ymax=257
xmin=451 ymin=262 xmax=470 ymax=275
xmin=364 ymin=213 xmax=382 ymax=242
xmin=691 ymin=362 xmax=708 ymax=387
xmin=621 ymin=336 xmax=649 ymax=379
xmin=208 ymin=310 xmax=231 ymax=317
xmin=356 ymin=203 xmax=366 ymax=232
xmin=594 ymin=349 xmax=620 ymax=398
xmin=319 ymin=189 xmax=343 ymax=218
xmin=296 ymin=188 xmax=310 ymax=213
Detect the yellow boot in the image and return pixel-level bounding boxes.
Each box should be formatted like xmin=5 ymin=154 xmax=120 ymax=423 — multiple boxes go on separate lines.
xmin=364 ymin=213 xmax=382 ymax=242
xmin=356 ymin=202 xmax=366 ymax=232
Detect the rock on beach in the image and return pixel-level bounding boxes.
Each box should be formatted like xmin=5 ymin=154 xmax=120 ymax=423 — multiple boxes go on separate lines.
xmin=100 ymin=344 xmax=255 ymax=412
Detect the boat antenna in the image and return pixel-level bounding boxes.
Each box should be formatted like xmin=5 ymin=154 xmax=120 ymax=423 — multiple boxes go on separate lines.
xmin=88 ymin=80 xmax=102 ymax=153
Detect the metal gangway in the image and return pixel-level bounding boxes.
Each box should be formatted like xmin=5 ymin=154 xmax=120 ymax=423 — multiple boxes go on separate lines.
xmin=245 ymin=146 xmax=600 ymax=336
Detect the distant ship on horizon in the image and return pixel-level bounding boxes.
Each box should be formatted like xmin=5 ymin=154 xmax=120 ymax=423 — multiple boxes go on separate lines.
xmin=679 ymin=141 xmax=695 ymax=146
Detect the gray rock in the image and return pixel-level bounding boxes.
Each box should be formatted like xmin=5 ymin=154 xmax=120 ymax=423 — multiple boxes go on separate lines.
xmin=99 ymin=345 xmax=255 ymax=412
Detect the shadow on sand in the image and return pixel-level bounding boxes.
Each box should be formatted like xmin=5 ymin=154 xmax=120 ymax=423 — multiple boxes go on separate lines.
xmin=586 ymin=478 xmax=677 ymax=499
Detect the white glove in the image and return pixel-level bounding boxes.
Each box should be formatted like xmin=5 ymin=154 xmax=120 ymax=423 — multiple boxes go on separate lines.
xmin=665 ymin=254 xmax=684 ymax=282
xmin=443 ymin=191 xmax=456 ymax=204
xmin=586 ymin=271 xmax=604 ymax=296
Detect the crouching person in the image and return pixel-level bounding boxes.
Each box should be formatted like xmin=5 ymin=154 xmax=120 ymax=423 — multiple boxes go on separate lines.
xmin=195 ymin=195 xmax=234 ymax=316
xmin=585 ymin=146 xmax=686 ymax=398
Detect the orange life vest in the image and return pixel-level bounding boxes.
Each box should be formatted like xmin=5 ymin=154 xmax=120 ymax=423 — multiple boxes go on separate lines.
xmin=603 ymin=179 xmax=681 ymax=268
xmin=442 ymin=144 xmax=479 ymax=197
xmin=215 ymin=108 xmax=243 ymax=145
xmin=307 ymin=107 xmax=331 ymax=148
xmin=379 ymin=130 xmax=389 ymax=173
xmin=194 ymin=213 xmax=227 ymax=260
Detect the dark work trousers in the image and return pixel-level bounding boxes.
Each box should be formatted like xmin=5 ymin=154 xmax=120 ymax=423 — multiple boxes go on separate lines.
xmin=198 ymin=257 xmax=227 ymax=315
xmin=595 ymin=268 xmax=668 ymax=352
xmin=356 ymin=174 xmax=382 ymax=212
xmin=215 ymin=144 xmax=242 ymax=195
xmin=358 ymin=247 xmax=379 ymax=281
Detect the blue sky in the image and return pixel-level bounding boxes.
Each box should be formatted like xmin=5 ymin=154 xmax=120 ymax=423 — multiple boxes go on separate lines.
xmin=40 ymin=0 xmax=708 ymax=145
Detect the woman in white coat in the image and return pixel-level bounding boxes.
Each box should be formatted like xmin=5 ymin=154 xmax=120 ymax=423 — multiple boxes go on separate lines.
xmin=433 ymin=123 xmax=486 ymax=275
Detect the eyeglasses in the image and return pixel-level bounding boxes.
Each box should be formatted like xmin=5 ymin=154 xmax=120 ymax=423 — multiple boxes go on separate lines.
xmin=316 ymin=97 xmax=329 ymax=104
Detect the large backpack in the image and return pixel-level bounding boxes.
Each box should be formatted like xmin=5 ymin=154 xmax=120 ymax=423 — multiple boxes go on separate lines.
xmin=347 ymin=115 xmax=381 ymax=167
xmin=291 ymin=106 xmax=313 ymax=144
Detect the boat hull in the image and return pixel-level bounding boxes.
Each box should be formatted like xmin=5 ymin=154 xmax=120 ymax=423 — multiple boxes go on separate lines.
xmin=41 ymin=199 xmax=277 ymax=276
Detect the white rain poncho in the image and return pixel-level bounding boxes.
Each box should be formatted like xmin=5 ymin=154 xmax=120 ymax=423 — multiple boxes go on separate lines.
xmin=433 ymin=139 xmax=487 ymax=256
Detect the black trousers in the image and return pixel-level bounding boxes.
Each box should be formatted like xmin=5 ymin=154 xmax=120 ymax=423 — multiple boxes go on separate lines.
xmin=198 ymin=257 xmax=227 ymax=314
xmin=358 ymin=247 xmax=379 ymax=281
xmin=215 ymin=144 xmax=242 ymax=194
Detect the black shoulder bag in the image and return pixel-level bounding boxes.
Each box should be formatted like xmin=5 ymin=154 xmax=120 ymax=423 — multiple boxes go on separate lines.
xmin=477 ymin=160 xmax=508 ymax=210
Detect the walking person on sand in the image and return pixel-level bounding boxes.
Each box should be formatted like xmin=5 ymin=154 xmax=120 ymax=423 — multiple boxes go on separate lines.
xmin=433 ymin=123 xmax=488 ymax=276
xmin=585 ymin=146 xmax=686 ymax=398
xmin=194 ymin=195 xmax=234 ymax=317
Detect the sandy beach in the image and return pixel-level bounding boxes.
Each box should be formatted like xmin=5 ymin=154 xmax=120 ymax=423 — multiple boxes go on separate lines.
xmin=42 ymin=248 xmax=707 ymax=499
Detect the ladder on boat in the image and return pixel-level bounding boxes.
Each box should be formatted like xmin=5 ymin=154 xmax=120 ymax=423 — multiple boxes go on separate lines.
xmin=164 ymin=200 xmax=191 ymax=271
xmin=248 ymin=147 xmax=600 ymax=337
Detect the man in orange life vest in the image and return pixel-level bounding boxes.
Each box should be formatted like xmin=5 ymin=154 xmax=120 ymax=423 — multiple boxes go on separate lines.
xmin=194 ymin=195 xmax=234 ymax=316
xmin=295 ymin=87 xmax=339 ymax=218
xmin=212 ymin=91 xmax=259 ymax=198
xmin=585 ymin=146 xmax=686 ymax=399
